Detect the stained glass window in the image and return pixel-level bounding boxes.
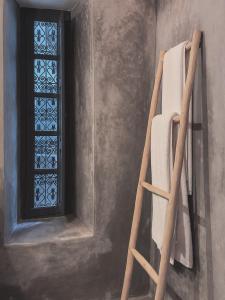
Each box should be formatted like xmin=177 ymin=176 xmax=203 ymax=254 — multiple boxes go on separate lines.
xmin=34 ymin=21 xmax=58 ymax=56
xmin=34 ymin=174 xmax=57 ymax=208
xmin=35 ymin=136 xmax=58 ymax=169
xmin=34 ymin=59 xmax=58 ymax=94
xmin=35 ymin=97 xmax=57 ymax=131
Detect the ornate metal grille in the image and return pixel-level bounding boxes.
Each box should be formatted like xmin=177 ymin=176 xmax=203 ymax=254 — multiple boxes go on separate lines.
xmin=34 ymin=174 xmax=57 ymax=208
xmin=33 ymin=20 xmax=60 ymax=209
xmin=20 ymin=9 xmax=70 ymax=219
xmin=34 ymin=59 xmax=58 ymax=94
xmin=34 ymin=21 xmax=58 ymax=56
xmin=35 ymin=97 xmax=57 ymax=131
xmin=35 ymin=136 xmax=58 ymax=170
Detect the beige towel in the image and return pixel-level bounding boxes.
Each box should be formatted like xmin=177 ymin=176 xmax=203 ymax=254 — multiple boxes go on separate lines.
xmin=151 ymin=41 xmax=193 ymax=268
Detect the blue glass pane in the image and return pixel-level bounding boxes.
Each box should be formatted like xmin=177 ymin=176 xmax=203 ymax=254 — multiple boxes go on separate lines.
xmin=35 ymin=97 xmax=57 ymax=131
xmin=34 ymin=21 xmax=58 ymax=56
xmin=35 ymin=136 xmax=57 ymax=169
xmin=34 ymin=59 xmax=57 ymax=94
xmin=34 ymin=174 xmax=57 ymax=208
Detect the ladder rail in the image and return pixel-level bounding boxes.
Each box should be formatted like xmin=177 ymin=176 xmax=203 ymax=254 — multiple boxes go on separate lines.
xmin=121 ymin=30 xmax=202 ymax=300
xmin=155 ymin=30 xmax=202 ymax=300
xmin=121 ymin=50 xmax=165 ymax=300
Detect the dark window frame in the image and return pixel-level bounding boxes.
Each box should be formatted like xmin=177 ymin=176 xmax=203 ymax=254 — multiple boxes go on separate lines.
xmin=19 ymin=8 xmax=71 ymax=220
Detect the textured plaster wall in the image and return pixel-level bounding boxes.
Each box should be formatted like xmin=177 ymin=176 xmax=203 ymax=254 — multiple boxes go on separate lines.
xmin=152 ymin=1 xmax=225 ymax=299
xmin=72 ymin=0 xmax=95 ymax=230
xmin=0 ymin=0 xmax=156 ymax=299
xmin=3 ymin=1 xmax=224 ymax=299
xmin=0 ymin=0 xmax=4 ymax=243
xmin=3 ymin=0 xmax=19 ymax=241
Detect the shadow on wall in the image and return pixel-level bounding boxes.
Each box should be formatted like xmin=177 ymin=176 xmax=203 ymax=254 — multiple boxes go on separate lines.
xmin=0 ymin=284 xmax=24 ymax=300
xmin=197 ymin=34 xmax=214 ymax=300
xmin=0 ymin=181 xmax=24 ymax=300
xmin=0 ymin=226 xmax=25 ymax=299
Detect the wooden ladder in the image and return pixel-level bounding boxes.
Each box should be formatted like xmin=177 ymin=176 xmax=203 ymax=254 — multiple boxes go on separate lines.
xmin=121 ymin=30 xmax=202 ymax=300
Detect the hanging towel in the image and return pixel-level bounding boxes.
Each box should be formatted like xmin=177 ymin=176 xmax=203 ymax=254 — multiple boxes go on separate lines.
xmin=151 ymin=41 xmax=193 ymax=268
xmin=162 ymin=41 xmax=192 ymax=195
xmin=151 ymin=113 xmax=176 ymax=249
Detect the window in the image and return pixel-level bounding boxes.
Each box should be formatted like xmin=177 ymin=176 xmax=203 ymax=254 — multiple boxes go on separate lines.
xmin=20 ymin=9 xmax=73 ymax=219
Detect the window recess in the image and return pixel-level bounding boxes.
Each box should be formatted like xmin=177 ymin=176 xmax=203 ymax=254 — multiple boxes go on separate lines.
xmin=20 ymin=9 xmax=71 ymax=219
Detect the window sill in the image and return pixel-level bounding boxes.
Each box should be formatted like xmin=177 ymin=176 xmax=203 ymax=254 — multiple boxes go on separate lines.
xmin=5 ymin=216 xmax=94 ymax=246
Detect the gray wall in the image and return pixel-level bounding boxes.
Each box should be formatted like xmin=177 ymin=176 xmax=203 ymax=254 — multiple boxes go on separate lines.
xmin=3 ymin=0 xmax=19 ymax=241
xmin=72 ymin=0 xmax=95 ymax=230
xmin=1 ymin=1 xmax=224 ymax=299
xmin=0 ymin=0 xmax=156 ymax=299
xmin=0 ymin=0 xmax=4 ymax=245
xmin=152 ymin=1 xmax=225 ymax=299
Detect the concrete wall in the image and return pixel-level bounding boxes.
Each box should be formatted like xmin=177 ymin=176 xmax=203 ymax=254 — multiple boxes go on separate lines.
xmin=152 ymin=1 xmax=225 ymax=299
xmin=2 ymin=0 xmax=19 ymax=241
xmin=0 ymin=0 xmax=156 ymax=299
xmin=72 ymin=0 xmax=95 ymax=230
xmin=2 ymin=1 xmax=224 ymax=299
xmin=0 ymin=0 xmax=4 ymax=244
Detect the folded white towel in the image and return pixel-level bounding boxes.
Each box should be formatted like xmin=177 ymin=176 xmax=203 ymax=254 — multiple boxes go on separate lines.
xmin=151 ymin=41 xmax=193 ymax=268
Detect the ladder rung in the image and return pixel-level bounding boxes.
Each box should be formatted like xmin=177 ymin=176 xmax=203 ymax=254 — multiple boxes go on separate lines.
xmin=130 ymin=248 xmax=159 ymax=285
xmin=141 ymin=182 xmax=170 ymax=200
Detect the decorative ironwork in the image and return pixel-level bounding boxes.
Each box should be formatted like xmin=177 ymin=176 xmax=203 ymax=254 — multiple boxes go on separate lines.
xmin=35 ymin=136 xmax=58 ymax=169
xmin=34 ymin=59 xmax=58 ymax=94
xmin=31 ymin=18 xmax=60 ymax=211
xmin=35 ymin=97 xmax=57 ymax=131
xmin=34 ymin=174 xmax=57 ymax=208
xmin=34 ymin=21 xmax=58 ymax=56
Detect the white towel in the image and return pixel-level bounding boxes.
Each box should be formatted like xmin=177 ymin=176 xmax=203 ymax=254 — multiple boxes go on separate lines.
xmin=162 ymin=41 xmax=192 ymax=195
xmin=151 ymin=41 xmax=193 ymax=268
xmin=151 ymin=113 xmax=176 ymax=249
